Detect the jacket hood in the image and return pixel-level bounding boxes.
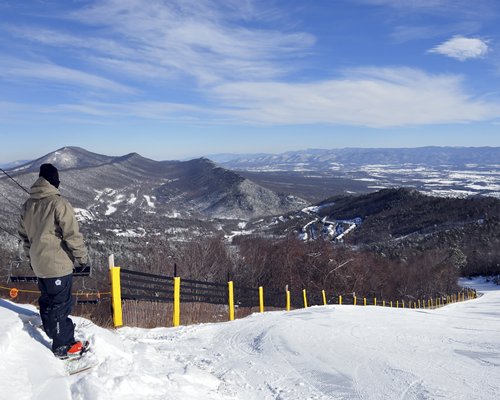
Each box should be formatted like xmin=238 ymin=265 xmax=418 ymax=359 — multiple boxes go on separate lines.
xmin=30 ymin=177 xmax=61 ymax=200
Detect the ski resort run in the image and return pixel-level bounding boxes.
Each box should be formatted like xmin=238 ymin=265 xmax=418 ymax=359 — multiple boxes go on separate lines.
xmin=0 ymin=278 xmax=499 ymax=399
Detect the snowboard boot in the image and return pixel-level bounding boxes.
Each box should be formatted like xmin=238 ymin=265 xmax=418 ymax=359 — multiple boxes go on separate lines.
xmin=54 ymin=341 xmax=86 ymax=359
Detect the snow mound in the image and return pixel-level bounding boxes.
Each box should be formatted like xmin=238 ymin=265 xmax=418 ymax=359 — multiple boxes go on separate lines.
xmin=1 ymin=279 xmax=499 ymax=399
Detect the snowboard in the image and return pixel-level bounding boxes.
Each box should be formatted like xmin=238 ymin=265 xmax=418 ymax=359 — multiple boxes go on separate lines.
xmin=63 ymin=341 xmax=98 ymax=375
xmin=65 ymin=355 xmax=99 ymax=375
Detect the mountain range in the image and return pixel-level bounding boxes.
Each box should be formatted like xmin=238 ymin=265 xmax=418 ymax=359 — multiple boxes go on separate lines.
xmin=0 ymin=147 xmax=307 ymax=260
xmin=1 ymin=146 xmax=305 ymax=221
xmin=210 ymin=147 xmax=500 ymax=201
xmin=209 ymin=147 xmax=500 ymax=168
xmin=0 ymin=146 xmax=498 ymax=276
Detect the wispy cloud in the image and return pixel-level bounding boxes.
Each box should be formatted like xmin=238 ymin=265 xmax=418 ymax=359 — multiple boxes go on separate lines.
xmin=2 ymin=1 xmax=499 ymax=132
xmin=1 ymin=58 xmax=134 ymax=93
xmin=61 ymin=0 xmax=315 ymax=85
xmin=4 ymin=1 xmax=314 ymax=89
xmin=428 ymin=36 xmax=489 ymax=61
xmin=53 ymin=101 xmax=207 ymax=122
xmin=5 ymin=67 xmax=500 ymax=128
xmin=209 ymin=68 xmax=500 ymax=127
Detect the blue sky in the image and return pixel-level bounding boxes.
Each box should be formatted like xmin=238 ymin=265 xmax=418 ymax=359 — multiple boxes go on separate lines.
xmin=1 ymin=0 xmax=499 ymax=162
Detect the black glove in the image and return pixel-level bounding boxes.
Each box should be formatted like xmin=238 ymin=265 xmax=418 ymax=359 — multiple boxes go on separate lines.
xmin=74 ymin=263 xmax=91 ymax=276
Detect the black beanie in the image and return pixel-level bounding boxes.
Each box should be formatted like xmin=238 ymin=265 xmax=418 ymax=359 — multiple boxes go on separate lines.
xmin=39 ymin=163 xmax=60 ymax=188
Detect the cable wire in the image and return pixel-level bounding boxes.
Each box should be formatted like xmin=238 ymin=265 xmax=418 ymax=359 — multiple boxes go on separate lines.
xmin=0 ymin=167 xmax=29 ymax=194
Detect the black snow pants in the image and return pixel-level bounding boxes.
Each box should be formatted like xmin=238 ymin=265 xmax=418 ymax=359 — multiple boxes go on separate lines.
xmin=37 ymin=274 xmax=75 ymax=351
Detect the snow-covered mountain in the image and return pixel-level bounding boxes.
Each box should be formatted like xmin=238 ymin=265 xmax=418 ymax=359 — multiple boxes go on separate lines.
xmin=0 ymin=278 xmax=498 ymax=399
xmin=0 ymin=160 xmax=31 ymax=169
xmin=209 ymin=147 xmax=500 ymax=200
xmin=10 ymin=146 xmax=117 ymax=173
xmin=209 ymin=147 xmax=500 ymax=169
xmin=0 ymin=147 xmax=307 ymax=246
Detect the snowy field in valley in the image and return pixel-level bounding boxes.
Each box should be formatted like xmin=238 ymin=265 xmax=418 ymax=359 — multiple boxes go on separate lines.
xmin=0 ymin=278 xmax=499 ymax=400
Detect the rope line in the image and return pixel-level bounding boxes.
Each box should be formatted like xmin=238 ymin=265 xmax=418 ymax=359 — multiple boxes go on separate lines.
xmin=0 ymin=285 xmax=111 ymax=296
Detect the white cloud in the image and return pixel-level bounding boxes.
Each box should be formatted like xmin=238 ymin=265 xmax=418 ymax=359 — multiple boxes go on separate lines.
xmin=209 ymin=68 xmax=500 ymax=127
xmin=63 ymin=0 xmax=314 ymax=85
xmin=6 ymin=1 xmax=314 ymax=88
xmin=1 ymin=58 xmax=134 ymax=93
xmin=429 ymin=36 xmax=489 ymax=61
xmin=3 ymin=1 xmax=499 ymax=130
xmin=4 ymin=67 xmax=500 ymax=128
xmin=53 ymin=101 xmax=205 ymax=121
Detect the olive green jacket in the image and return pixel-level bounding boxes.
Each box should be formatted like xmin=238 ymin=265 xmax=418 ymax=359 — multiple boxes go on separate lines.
xmin=18 ymin=177 xmax=88 ymax=278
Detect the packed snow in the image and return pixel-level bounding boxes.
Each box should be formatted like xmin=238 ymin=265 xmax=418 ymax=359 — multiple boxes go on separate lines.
xmin=106 ymin=228 xmax=146 ymax=238
xmin=127 ymin=194 xmax=137 ymax=205
xmin=143 ymin=195 xmax=155 ymax=208
xmin=0 ymin=278 xmax=499 ymax=399
xmin=74 ymin=208 xmax=96 ymax=223
xmin=105 ymin=194 xmax=126 ymax=216
xmin=301 ymin=202 xmax=336 ymax=215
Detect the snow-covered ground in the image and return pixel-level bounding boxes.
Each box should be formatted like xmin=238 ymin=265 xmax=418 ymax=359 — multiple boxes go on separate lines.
xmin=1 ymin=278 xmax=499 ymax=399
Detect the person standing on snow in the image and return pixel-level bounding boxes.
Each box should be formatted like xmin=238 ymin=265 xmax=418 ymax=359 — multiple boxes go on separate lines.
xmin=18 ymin=163 xmax=89 ymax=358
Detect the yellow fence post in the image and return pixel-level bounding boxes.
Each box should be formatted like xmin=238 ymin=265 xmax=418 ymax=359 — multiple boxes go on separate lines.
xmin=363 ymin=297 xmax=367 ymax=306
xmin=339 ymin=295 xmax=342 ymax=305
xmin=383 ymin=300 xmax=386 ymax=307
xmin=109 ymin=254 xmax=123 ymax=328
xmin=322 ymin=290 xmax=327 ymax=306
xmin=390 ymin=301 xmax=393 ymax=308
xmin=259 ymin=286 xmax=265 ymax=313
xmin=374 ymin=298 xmax=377 ymax=306
xmin=173 ymin=277 xmax=181 ymax=326
xmin=396 ymin=300 xmax=399 ymax=308
xmin=228 ymin=281 xmax=235 ymax=321
xmin=302 ymin=289 xmax=308 ymax=308
xmin=286 ymin=285 xmax=291 ymax=311
xmin=402 ymin=300 xmax=405 ymax=309
xmin=354 ymin=296 xmax=357 ymax=306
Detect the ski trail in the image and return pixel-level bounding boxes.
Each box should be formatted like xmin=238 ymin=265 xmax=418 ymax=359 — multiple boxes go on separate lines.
xmin=0 ymin=300 xmax=70 ymax=400
xmin=2 ymin=278 xmax=499 ymax=399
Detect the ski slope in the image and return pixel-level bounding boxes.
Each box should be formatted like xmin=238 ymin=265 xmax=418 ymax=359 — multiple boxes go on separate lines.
xmin=0 ymin=278 xmax=499 ymax=400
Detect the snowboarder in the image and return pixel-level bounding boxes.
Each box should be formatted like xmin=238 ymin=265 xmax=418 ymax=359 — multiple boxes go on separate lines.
xmin=18 ymin=163 xmax=89 ymax=359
